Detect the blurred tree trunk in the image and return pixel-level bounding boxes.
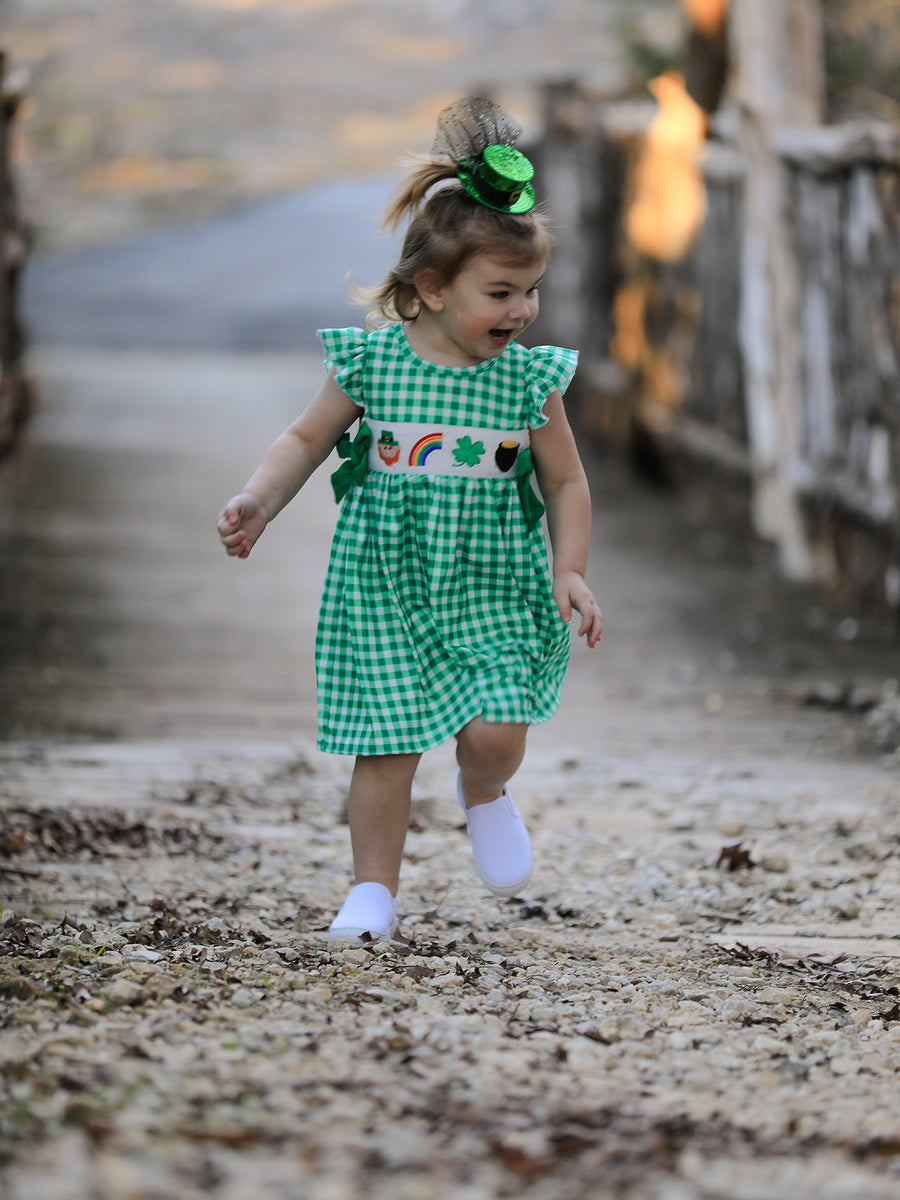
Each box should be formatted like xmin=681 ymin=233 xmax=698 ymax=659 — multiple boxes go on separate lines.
xmin=729 ymin=0 xmax=827 ymax=580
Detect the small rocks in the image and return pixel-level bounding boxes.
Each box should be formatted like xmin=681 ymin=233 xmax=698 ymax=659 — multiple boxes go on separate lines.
xmin=752 ymin=1033 xmax=790 ymax=1056
xmin=865 ymin=690 xmax=900 ymax=751
xmin=125 ymin=948 xmax=163 ymax=964
xmin=717 ymin=816 xmax=746 ymax=839
xmin=104 ymin=978 xmax=144 ymax=1006
xmin=827 ymin=887 xmax=863 ymax=918
xmin=338 ymin=947 xmax=369 ymax=968
xmin=94 ymin=951 xmax=124 ymax=967
xmin=0 ymin=969 xmax=37 ymax=1001
xmin=2 ymin=741 xmax=899 ymax=1200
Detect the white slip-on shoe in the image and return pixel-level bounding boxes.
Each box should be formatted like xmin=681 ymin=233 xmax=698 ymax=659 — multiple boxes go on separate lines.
xmin=457 ymin=773 xmax=533 ymax=897
xmin=327 ymin=882 xmax=400 ymax=944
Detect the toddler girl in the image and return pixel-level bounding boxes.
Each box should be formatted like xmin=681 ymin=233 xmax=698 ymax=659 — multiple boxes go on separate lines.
xmin=217 ymin=98 xmax=602 ymax=943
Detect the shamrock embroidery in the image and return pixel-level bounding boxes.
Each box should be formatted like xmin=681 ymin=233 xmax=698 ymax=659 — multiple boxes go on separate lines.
xmin=453 ymin=436 xmax=485 ymax=468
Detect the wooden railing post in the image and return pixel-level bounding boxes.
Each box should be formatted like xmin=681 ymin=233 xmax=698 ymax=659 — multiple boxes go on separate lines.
xmin=728 ymin=0 xmax=828 ymax=580
xmin=0 ymin=52 xmax=30 ymax=463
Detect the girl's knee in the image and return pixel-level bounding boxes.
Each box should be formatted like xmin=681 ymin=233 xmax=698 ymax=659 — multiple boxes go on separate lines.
xmin=457 ymin=719 xmax=527 ymax=770
xmin=353 ymin=752 xmax=421 ymax=786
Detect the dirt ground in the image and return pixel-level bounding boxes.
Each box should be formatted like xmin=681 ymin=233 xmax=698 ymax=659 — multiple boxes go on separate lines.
xmin=3 ymin=3 xmax=900 ymax=1199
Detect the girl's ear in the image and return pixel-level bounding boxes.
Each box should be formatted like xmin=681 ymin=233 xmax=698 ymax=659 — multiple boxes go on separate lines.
xmin=413 ymin=268 xmax=445 ymax=312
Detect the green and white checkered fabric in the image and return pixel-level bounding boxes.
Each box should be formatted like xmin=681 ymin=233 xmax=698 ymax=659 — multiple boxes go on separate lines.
xmin=315 ymin=323 xmax=578 ymax=757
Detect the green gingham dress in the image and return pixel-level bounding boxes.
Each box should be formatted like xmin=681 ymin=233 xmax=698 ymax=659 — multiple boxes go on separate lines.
xmin=316 ymin=323 xmax=578 ymax=756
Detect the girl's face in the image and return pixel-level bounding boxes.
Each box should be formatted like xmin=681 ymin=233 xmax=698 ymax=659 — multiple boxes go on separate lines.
xmin=417 ymin=254 xmax=546 ymax=366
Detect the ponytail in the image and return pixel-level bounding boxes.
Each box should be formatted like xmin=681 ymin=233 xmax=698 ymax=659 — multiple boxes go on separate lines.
xmin=380 ymin=157 xmax=458 ymax=231
xmin=355 ymin=157 xmax=551 ymax=328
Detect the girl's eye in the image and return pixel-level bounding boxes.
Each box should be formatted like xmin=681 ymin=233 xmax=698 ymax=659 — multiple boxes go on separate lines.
xmin=526 ymin=287 xmax=539 ymax=296
xmin=490 ymin=291 xmax=510 ymax=300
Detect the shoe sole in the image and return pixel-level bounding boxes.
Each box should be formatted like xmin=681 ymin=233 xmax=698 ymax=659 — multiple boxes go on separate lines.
xmin=474 ymin=867 xmax=532 ymax=898
xmin=327 ymin=925 xmax=399 ymax=945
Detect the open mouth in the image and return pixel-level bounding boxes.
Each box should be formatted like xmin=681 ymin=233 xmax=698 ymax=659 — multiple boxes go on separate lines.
xmin=488 ymin=328 xmax=516 ymax=346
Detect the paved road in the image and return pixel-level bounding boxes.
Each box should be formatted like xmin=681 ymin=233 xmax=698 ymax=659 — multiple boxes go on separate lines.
xmin=22 ymin=177 xmax=399 ymax=353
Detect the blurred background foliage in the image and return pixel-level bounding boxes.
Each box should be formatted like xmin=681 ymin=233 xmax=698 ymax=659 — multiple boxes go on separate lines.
xmin=821 ymin=0 xmax=900 ymax=121
xmin=622 ymin=0 xmax=900 ymax=121
xmin=2 ymin=0 xmax=898 ymax=254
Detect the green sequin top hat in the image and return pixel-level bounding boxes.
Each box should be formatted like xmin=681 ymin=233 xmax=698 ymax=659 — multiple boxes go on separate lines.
xmin=432 ymin=97 xmax=537 ymax=215
xmin=457 ymin=144 xmax=535 ymax=214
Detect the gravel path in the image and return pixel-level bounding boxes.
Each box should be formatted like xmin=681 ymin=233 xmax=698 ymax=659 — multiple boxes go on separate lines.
xmin=2 ymin=736 xmax=900 ymax=1200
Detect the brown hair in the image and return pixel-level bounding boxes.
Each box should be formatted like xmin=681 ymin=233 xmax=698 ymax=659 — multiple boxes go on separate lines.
xmin=358 ymin=158 xmax=552 ymax=327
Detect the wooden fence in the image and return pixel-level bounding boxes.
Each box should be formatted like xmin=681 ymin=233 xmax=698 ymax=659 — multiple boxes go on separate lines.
xmin=535 ymin=81 xmax=900 ymax=615
xmin=0 ymin=52 xmax=30 ymax=463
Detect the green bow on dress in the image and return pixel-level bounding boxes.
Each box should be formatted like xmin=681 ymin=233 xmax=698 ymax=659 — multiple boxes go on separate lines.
xmin=515 ymin=449 xmax=545 ymax=532
xmin=331 ymin=422 xmax=372 ymax=502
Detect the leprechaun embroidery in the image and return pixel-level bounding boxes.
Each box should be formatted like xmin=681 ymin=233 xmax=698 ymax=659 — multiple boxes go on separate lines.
xmin=377 ymin=430 xmax=401 ymax=466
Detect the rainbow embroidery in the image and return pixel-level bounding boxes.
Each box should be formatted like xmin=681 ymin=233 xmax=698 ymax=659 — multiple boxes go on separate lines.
xmin=409 ymin=432 xmax=443 ymax=466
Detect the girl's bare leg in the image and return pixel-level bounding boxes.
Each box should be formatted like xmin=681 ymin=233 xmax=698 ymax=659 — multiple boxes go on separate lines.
xmin=456 ymin=717 xmax=528 ymax=807
xmin=454 ymin=717 xmax=532 ymax=896
xmin=347 ymin=752 xmax=421 ymax=895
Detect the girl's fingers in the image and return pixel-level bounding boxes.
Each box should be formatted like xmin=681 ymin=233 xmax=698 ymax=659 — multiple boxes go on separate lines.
xmin=216 ymin=509 xmax=239 ymax=537
xmin=553 ymin=580 xmax=571 ymax=624
xmin=590 ymin=610 xmax=604 ymax=646
xmin=572 ymin=596 xmax=603 ymax=647
xmin=221 ymin=529 xmax=250 ymax=556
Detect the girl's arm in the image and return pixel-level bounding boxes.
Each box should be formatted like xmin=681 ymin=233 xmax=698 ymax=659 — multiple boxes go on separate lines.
xmin=217 ymin=371 xmax=362 ymax=558
xmin=530 ymin=390 xmax=603 ymax=647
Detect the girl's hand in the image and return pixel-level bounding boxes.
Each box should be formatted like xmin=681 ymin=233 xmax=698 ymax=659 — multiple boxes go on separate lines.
xmin=216 ymin=493 xmax=269 ymax=558
xmin=553 ymin=570 xmax=603 ymax=648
